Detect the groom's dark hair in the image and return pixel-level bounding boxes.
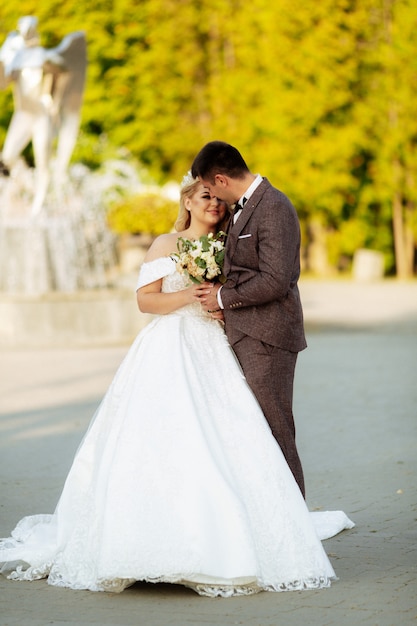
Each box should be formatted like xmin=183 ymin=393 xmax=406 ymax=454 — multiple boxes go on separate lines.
xmin=191 ymin=141 xmax=249 ymax=183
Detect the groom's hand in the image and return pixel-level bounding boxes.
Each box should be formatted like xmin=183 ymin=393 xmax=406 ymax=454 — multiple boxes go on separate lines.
xmin=199 ymin=283 xmax=221 ymax=313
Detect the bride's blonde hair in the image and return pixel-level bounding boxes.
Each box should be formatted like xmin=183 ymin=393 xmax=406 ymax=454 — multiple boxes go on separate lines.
xmin=174 ymin=174 xmax=201 ymax=232
xmin=174 ymin=171 xmax=231 ymax=232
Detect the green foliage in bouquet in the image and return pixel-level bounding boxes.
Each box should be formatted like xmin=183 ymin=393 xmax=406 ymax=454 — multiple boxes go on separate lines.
xmin=173 ymin=232 xmax=227 ymax=284
xmin=107 ymin=193 xmax=178 ymax=236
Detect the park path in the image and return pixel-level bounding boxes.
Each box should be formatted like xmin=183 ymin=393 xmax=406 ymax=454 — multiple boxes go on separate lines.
xmin=0 ymin=279 xmax=416 ymax=626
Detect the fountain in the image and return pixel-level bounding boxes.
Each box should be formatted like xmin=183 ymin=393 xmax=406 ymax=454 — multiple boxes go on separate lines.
xmin=0 ymin=17 xmax=145 ymax=346
xmin=0 ymin=159 xmax=121 ymax=293
xmin=0 ymin=16 xmax=119 ymax=296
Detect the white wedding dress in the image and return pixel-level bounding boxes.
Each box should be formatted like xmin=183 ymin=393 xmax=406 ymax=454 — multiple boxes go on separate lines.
xmin=0 ymin=257 xmax=354 ymax=597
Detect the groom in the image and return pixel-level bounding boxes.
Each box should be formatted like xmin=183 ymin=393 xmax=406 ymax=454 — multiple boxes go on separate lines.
xmin=192 ymin=141 xmax=307 ymax=497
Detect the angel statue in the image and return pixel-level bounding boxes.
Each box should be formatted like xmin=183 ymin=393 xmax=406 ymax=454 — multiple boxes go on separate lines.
xmin=0 ymin=16 xmax=87 ymax=215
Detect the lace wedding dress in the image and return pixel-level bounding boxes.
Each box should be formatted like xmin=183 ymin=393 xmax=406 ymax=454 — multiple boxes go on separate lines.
xmin=0 ymin=257 xmax=354 ymax=597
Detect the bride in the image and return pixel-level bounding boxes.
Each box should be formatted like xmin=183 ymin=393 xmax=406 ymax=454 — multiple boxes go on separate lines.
xmin=0 ymin=174 xmax=353 ymax=597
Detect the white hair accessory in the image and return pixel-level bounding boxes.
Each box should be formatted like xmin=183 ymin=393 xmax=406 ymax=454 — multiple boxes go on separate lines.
xmin=180 ymin=170 xmax=197 ymax=189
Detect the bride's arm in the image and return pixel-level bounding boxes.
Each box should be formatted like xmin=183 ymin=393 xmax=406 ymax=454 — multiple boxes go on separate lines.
xmin=136 ymin=234 xmax=211 ymax=315
xmin=137 ymin=279 xmax=211 ymax=315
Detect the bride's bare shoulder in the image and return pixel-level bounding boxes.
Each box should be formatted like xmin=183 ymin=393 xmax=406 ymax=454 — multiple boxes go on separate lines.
xmin=143 ymin=233 xmax=180 ymax=263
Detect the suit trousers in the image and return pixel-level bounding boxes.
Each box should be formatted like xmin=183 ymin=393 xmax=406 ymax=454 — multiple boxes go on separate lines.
xmin=231 ymin=334 xmax=306 ymax=498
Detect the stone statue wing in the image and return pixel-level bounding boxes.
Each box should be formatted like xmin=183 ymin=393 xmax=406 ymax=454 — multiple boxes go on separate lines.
xmin=49 ymin=31 xmax=87 ymax=115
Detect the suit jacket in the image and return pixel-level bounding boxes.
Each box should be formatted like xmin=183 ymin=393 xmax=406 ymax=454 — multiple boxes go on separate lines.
xmin=221 ymin=178 xmax=307 ymax=353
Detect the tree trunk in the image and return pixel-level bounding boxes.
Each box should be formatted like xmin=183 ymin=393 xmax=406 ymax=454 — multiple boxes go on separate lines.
xmin=392 ymin=190 xmax=412 ymax=279
xmin=306 ymin=220 xmax=332 ymax=276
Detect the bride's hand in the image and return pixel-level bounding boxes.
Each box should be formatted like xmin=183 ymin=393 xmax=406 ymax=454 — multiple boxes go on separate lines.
xmin=185 ymin=282 xmax=212 ymax=305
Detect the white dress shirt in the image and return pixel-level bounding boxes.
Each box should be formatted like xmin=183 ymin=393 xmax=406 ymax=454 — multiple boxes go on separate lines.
xmin=233 ymin=174 xmax=263 ymax=223
xmin=217 ymin=174 xmax=263 ymax=307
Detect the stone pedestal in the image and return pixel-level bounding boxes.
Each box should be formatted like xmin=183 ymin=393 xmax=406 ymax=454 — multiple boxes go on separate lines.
xmin=352 ymin=249 xmax=384 ymax=282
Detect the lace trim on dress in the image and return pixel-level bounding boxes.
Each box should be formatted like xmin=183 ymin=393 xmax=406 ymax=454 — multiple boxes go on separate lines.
xmin=2 ymin=563 xmax=335 ymax=596
xmin=5 ymin=563 xmax=52 ymax=582
xmin=187 ymin=577 xmax=334 ymax=598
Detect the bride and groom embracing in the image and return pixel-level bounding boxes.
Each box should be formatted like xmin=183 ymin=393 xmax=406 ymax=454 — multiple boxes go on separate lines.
xmin=0 ymin=141 xmax=353 ymax=597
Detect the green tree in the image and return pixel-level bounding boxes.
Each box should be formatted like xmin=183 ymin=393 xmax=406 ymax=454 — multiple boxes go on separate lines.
xmin=354 ymin=0 xmax=417 ymax=278
xmin=0 ymin=0 xmax=415 ymax=275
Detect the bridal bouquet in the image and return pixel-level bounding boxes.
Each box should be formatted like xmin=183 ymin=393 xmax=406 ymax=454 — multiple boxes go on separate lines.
xmin=172 ymin=232 xmax=227 ymax=284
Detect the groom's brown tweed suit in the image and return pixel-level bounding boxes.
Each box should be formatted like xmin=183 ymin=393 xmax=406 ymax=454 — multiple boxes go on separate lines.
xmin=220 ymin=178 xmax=307 ymax=496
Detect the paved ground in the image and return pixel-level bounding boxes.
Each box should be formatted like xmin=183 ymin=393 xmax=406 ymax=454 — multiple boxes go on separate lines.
xmin=0 ymin=280 xmax=416 ymax=626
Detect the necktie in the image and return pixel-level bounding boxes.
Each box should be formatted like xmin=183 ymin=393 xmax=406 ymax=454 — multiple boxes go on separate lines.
xmin=234 ymin=196 xmax=247 ymax=216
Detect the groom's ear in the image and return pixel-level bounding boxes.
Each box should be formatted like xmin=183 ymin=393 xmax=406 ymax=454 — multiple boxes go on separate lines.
xmin=214 ymin=174 xmax=228 ymax=187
